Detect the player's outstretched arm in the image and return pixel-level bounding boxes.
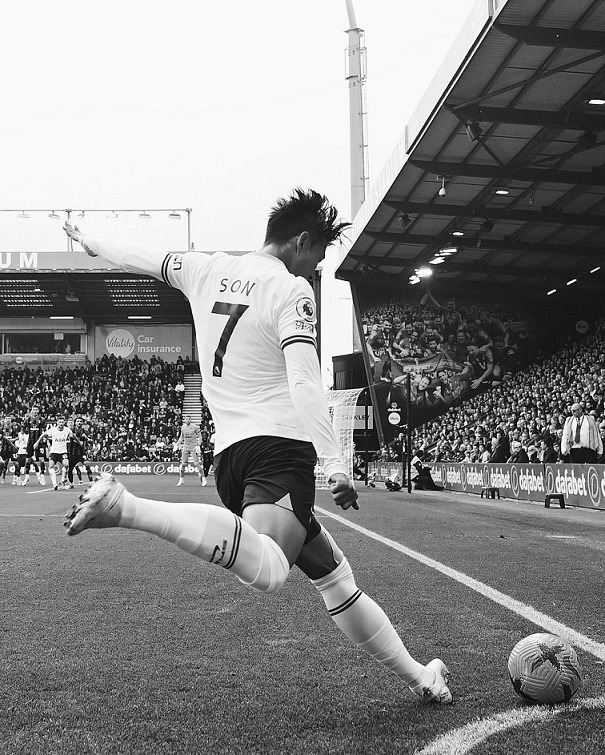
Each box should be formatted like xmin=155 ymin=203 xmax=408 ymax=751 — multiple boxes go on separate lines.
xmin=63 ymin=222 xmax=169 ymax=282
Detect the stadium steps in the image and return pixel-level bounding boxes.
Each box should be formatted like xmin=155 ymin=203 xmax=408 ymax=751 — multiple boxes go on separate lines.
xmin=182 ymin=373 xmax=203 ymax=424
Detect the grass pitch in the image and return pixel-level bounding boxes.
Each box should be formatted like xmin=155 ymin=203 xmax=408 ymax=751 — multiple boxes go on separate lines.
xmin=1 ymin=476 xmax=604 ymax=754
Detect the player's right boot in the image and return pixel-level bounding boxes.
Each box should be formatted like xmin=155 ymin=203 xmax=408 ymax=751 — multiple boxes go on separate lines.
xmin=420 ymin=659 xmax=452 ymax=704
xmin=176 ymin=478 xmax=184 ymax=487
xmin=64 ymin=473 xmax=125 ymax=536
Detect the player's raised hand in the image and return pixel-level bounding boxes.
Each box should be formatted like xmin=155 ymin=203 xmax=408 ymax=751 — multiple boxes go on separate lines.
xmin=328 ymin=473 xmax=359 ymax=510
xmin=63 ymin=222 xmax=98 ymax=256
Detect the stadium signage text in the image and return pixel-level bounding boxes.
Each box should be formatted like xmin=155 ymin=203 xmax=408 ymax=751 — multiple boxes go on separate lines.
xmin=0 ymin=252 xmax=37 ymax=269
xmin=367 ymin=462 xmax=605 ymax=509
xmin=94 ymin=324 xmax=192 ymax=360
xmin=90 ymin=462 xmax=199 ymax=476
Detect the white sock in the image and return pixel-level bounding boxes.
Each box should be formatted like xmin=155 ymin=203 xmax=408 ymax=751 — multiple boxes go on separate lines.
xmin=313 ymin=558 xmax=431 ymax=694
xmin=50 ymin=470 xmax=57 ymax=486
xmin=118 ymin=492 xmax=290 ymax=593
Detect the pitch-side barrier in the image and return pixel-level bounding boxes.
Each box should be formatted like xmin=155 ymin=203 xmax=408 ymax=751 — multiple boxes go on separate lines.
xmin=367 ymin=462 xmax=605 ymax=510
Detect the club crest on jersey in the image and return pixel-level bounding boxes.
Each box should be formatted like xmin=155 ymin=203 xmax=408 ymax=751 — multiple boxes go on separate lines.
xmin=295 ymin=297 xmax=315 ymax=322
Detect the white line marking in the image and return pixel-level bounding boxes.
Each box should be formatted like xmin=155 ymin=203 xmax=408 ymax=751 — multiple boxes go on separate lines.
xmin=316 ymin=507 xmax=605 ymax=662
xmin=414 ymin=696 xmax=605 ymax=755
xmin=0 ymin=514 xmax=63 ymax=518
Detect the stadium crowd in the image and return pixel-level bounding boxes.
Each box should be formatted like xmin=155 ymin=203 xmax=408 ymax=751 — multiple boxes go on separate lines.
xmin=2 ymin=321 xmax=605 ymax=474
xmin=0 ymin=354 xmax=213 ymax=464
xmin=407 ymin=326 xmax=605 ymax=464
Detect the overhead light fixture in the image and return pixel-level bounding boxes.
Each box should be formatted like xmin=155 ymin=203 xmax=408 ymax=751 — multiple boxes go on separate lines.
xmin=128 ymin=315 xmax=152 ymax=320
xmin=588 ymin=98 xmax=605 ymax=106
xmin=169 ymin=211 xmax=181 ymax=220
xmin=547 ymin=289 xmax=557 ymax=296
xmin=590 ymin=266 xmax=601 ymax=273
xmin=409 ymin=275 xmax=420 ymax=285
xmin=34 ymin=287 xmax=41 ymax=292
xmin=139 ymin=211 xmax=151 ymax=219
xmin=438 ymin=176 xmax=447 ymax=198
xmin=452 ymin=230 xmax=464 ymax=237
xmin=440 ymin=247 xmax=457 ymax=255
xmin=107 ymin=211 xmax=118 ymax=219
xmin=48 ymin=211 xmax=60 ymax=220
xmin=429 ymin=257 xmax=445 ymax=264
xmin=465 ymin=121 xmax=483 ymax=142
xmin=481 ymin=218 xmax=494 ymax=233
xmin=417 ymin=266 xmax=433 ymax=278
xmin=495 ymin=189 xmax=509 ymax=196
xmin=399 ymin=212 xmax=412 ymax=227
xmin=567 ymin=278 xmax=577 ymax=286
xmin=18 ymin=211 xmax=30 ymax=219
xmin=50 ymin=316 xmax=74 ymax=320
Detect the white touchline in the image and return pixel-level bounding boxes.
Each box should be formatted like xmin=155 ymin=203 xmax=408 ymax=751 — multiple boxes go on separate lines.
xmin=316 ymin=507 xmax=605 ymax=662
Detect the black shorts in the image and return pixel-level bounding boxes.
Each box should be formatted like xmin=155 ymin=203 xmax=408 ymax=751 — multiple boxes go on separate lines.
xmin=50 ymin=452 xmax=68 ymax=465
xmin=214 ymin=436 xmax=320 ymax=544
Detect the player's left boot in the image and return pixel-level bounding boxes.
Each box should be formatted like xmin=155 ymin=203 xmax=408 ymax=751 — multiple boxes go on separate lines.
xmin=420 ymin=659 xmax=452 ymax=704
xmin=64 ymin=473 xmax=125 ymax=536
xmin=199 ymin=473 xmax=207 ymax=487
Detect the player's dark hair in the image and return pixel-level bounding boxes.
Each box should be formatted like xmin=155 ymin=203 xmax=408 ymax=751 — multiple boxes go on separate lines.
xmin=264 ymin=188 xmax=350 ymax=247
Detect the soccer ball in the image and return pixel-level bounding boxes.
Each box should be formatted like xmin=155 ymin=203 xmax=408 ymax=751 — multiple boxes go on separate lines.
xmin=508 ymin=633 xmax=582 ymax=705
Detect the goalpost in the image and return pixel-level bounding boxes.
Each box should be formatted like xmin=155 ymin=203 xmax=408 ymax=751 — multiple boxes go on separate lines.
xmin=315 ymin=387 xmax=365 ymax=489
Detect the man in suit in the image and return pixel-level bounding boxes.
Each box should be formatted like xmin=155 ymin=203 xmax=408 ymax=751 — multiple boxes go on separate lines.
xmin=561 ymin=403 xmax=603 ymax=463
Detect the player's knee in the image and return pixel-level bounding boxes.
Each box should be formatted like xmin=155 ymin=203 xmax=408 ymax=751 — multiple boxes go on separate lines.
xmin=312 ymin=556 xmax=356 ymax=595
xmin=241 ymin=534 xmax=290 ymax=594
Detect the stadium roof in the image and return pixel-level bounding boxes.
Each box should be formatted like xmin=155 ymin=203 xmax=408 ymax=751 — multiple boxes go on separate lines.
xmin=336 ymin=0 xmax=605 ymax=298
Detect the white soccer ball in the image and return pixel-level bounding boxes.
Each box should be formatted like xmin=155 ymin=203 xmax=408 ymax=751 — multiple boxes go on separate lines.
xmin=508 ymin=632 xmax=582 ymax=705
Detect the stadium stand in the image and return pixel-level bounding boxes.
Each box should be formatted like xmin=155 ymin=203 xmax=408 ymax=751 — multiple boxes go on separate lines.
xmin=410 ymin=323 xmax=605 ymax=464
xmin=0 ymin=355 xmax=214 ymax=463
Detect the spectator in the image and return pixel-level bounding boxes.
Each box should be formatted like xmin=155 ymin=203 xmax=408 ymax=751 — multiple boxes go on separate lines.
xmin=561 ymin=402 xmax=603 ymax=463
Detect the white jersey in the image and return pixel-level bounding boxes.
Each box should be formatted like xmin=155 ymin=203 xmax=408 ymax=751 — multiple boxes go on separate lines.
xmin=179 ymin=423 xmax=201 ymax=449
xmin=165 ymin=252 xmax=318 ymax=454
xmin=16 ymin=432 xmax=29 ymax=454
xmin=47 ymin=425 xmax=73 ymax=455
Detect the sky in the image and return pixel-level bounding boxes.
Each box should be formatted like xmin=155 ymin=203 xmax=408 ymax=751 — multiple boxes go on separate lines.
xmin=1 ymin=0 xmax=479 ymax=383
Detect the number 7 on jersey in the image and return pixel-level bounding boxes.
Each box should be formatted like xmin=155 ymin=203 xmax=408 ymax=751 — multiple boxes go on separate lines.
xmin=211 ymin=301 xmax=249 ymax=377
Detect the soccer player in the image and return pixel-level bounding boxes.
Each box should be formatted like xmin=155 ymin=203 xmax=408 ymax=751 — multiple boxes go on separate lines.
xmin=66 ymin=418 xmax=94 ymax=487
xmin=0 ymin=430 xmax=17 ymax=484
xmin=175 ymin=415 xmax=206 ymax=487
xmin=62 ymin=189 xmax=451 ymax=704
xmin=25 ymin=407 xmax=46 ymax=485
xmin=13 ymin=426 xmax=30 ymax=485
xmin=34 ymin=417 xmax=73 ymax=490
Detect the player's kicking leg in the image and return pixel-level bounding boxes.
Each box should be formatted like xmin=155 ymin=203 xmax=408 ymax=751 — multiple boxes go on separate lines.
xmin=295 ymin=525 xmax=452 ymax=704
xmin=64 ymin=473 xmax=291 ymax=593
xmin=64 ymin=472 xmax=451 ymax=704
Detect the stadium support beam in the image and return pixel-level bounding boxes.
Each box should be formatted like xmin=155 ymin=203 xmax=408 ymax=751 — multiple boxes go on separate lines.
xmin=494 ymin=23 xmax=605 ymax=51
xmin=359 ymin=232 xmax=605 ymax=258
xmin=409 ymin=159 xmax=605 ymax=187
xmin=446 ymin=105 xmax=605 ymax=132
xmin=346 ymin=257 xmax=586 ymax=281
xmin=384 ymin=200 xmax=605 ymax=228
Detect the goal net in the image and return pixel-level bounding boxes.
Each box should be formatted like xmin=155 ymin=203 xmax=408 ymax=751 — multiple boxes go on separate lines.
xmin=315 ymin=387 xmax=365 ymax=489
